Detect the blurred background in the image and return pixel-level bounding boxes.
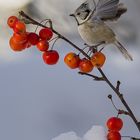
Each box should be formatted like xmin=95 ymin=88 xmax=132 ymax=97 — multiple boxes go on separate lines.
xmin=0 ymin=0 xmax=140 ymax=140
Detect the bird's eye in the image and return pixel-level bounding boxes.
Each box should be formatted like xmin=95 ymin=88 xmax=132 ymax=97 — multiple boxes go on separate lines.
xmin=83 ymin=3 xmax=87 ymax=6
xmin=77 ymin=13 xmax=80 ymax=15
xmin=85 ymin=9 xmax=90 ymax=13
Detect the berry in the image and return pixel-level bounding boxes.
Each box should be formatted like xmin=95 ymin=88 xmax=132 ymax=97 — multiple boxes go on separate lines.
xmin=91 ymin=52 xmax=106 ymax=68
xmin=107 ymin=117 xmax=123 ymax=131
xmin=7 ymin=16 xmax=18 ymax=28
xmin=42 ymin=50 xmax=59 ymax=65
xmin=36 ymin=40 xmax=49 ymax=52
xmin=14 ymin=21 xmax=26 ymax=34
xmin=27 ymin=32 xmax=39 ymax=45
xmin=64 ymin=52 xmax=80 ymax=69
xmin=107 ymin=131 xmax=121 ymax=140
xmin=79 ymin=58 xmax=93 ymax=73
xmin=13 ymin=33 xmax=28 ymax=44
xmin=39 ymin=28 xmax=53 ymax=40
xmin=9 ymin=36 xmax=28 ymax=51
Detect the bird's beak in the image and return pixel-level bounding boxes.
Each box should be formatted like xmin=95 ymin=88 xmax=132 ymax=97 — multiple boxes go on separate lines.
xmin=69 ymin=14 xmax=75 ymax=17
xmin=69 ymin=14 xmax=79 ymax=25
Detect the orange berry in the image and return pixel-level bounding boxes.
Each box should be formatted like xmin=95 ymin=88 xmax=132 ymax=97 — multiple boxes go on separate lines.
xmin=91 ymin=52 xmax=106 ymax=68
xmin=79 ymin=58 xmax=93 ymax=73
xmin=9 ymin=36 xmax=27 ymax=51
xmin=7 ymin=16 xmax=18 ymax=28
xmin=64 ymin=52 xmax=80 ymax=69
xmin=14 ymin=21 xmax=26 ymax=34
xmin=13 ymin=33 xmax=28 ymax=44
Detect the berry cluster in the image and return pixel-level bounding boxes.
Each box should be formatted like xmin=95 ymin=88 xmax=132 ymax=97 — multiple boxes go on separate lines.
xmin=106 ymin=117 xmax=123 ymax=140
xmin=7 ymin=16 xmax=59 ymax=65
xmin=64 ymin=51 xmax=106 ymax=73
xmin=7 ymin=16 xmax=106 ymax=70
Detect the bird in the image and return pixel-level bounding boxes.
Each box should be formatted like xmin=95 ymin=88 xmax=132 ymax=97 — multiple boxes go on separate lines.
xmin=70 ymin=0 xmax=133 ymax=61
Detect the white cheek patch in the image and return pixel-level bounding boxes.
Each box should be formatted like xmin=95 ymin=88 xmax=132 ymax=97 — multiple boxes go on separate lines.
xmin=80 ymin=12 xmax=90 ymax=20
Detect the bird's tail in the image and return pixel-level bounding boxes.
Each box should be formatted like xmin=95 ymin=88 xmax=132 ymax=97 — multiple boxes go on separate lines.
xmin=114 ymin=40 xmax=133 ymax=61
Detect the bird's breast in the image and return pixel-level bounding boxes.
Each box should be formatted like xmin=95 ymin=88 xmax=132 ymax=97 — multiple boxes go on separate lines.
xmin=78 ymin=22 xmax=115 ymax=46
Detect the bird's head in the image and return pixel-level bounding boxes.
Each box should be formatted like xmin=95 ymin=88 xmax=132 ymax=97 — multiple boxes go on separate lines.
xmin=70 ymin=1 xmax=91 ymax=25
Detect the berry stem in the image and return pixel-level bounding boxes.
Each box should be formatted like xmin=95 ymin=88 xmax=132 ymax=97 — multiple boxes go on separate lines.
xmin=34 ymin=19 xmax=51 ymax=32
xmin=50 ymin=37 xmax=60 ymax=50
xmin=19 ymin=10 xmax=140 ymax=133
xmin=107 ymin=94 xmax=130 ymax=116
xmin=108 ymin=94 xmax=120 ymax=112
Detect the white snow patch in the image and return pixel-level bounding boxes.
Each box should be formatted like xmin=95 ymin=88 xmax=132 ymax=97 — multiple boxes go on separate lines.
xmin=52 ymin=126 xmax=107 ymax=140
xmin=84 ymin=126 xmax=106 ymax=140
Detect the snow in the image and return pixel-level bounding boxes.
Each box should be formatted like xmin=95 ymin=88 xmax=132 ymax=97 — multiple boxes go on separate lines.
xmin=52 ymin=126 xmax=106 ymax=140
xmin=84 ymin=126 xmax=106 ymax=140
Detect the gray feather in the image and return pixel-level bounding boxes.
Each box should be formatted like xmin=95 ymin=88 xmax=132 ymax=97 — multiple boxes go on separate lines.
xmin=114 ymin=41 xmax=133 ymax=61
xmin=94 ymin=0 xmax=120 ymax=20
xmin=101 ymin=3 xmax=127 ymax=21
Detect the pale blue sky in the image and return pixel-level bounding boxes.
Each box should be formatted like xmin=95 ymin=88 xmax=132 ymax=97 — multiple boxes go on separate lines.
xmin=0 ymin=0 xmax=140 ymax=140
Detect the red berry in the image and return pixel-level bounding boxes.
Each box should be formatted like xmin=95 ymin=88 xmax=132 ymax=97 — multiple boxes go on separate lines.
xmin=91 ymin=52 xmax=106 ymax=68
xmin=27 ymin=32 xmax=39 ymax=45
xmin=79 ymin=58 xmax=94 ymax=73
xmin=14 ymin=21 xmax=26 ymax=34
xmin=107 ymin=117 xmax=123 ymax=131
xmin=9 ymin=36 xmax=28 ymax=51
xmin=107 ymin=131 xmax=121 ymax=140
xmin=42 ymin=50 xmax=59 ymax=65
xmin=64 ymin=52 xmax=80 ymax=69
xmin=39 ymin=28 xmax=53 ymax=40
xmin=36 ymin=40 xmax=49 ymax=52
xmin=7 ymin=16 xmax=18 ymax=28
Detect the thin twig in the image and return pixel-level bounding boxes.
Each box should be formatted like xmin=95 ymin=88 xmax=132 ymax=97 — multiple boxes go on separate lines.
xmin=116 ymin=81 xmax=121 ymax=91
xmin=108 ymin=94 xmax=120 ymax=112
xmin=78 ymin=72 xmax=104 ymax=81
xmin=108 ymin=94 xmax=130 ymax=116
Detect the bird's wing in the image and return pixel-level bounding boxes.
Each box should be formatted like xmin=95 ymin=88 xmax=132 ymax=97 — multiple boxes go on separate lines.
xmin=92 ymin=0 xmax=120 ymax=20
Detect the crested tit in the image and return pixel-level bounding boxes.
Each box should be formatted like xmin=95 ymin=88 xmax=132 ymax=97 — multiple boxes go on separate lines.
xmin=70 ymin=0 xmax=133 ymax=61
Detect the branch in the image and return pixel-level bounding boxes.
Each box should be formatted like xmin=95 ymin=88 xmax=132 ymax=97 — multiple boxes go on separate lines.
xmin=122 ymin=136 xmax=140 ymax=140
xmin=131 ymin=138 xmax=140 ymax=140
xmin=98 ymin=68 xmax=140 ymax=132
xmin=19 ymin=11 xmax=140 ymax=132
xmin=78 ymin=72 xmax=104 ymax=81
